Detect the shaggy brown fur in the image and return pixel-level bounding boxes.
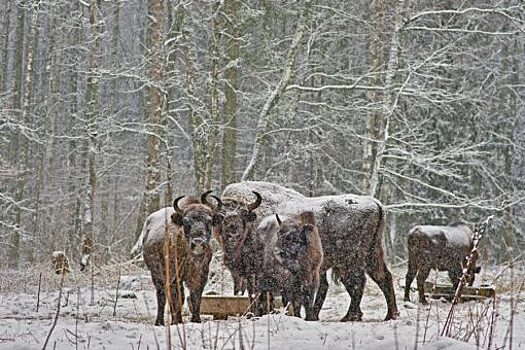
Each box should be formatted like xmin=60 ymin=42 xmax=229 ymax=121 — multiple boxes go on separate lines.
xmin=212 ymin=192 xmax=262 ymax=298
xmin=142 ymin=193 xmax=222 ymax=325
xmin=257 ymin=211 xmax=323 ymax=320
xmin=223 ymin=181 xmax=399 ymax=322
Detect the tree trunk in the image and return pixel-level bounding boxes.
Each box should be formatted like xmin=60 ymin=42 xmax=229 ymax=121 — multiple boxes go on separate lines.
xmin=220 ymin=0 xmax=240 ymax=190
xmin=241 ymin=0 xmax=312 ymax=181
xmin=1 ymin=0 xmax=13 ymax=93
xmin=205 ymin=0 xmax=221 ymax=190
xmin=80 ymin=0 xmax=100 ymax=270
xmin=10 ymin=1 xmax=39 ymax=268
xmin=134 ymin=0 xmax=163 ymax=242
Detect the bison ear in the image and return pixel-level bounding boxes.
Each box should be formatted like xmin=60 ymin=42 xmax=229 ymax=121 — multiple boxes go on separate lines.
xmin=212 ymin=213 xmax=223 ymax=227
xmin=243 ymin=210 xmax=257 ymax=222
xmin=171 ymin=213 xmax=183 ymax=226
xmin=474 ymin=266 xmax=481 ymax=274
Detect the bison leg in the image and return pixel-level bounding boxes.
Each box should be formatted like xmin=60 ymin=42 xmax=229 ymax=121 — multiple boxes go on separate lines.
xmin=303 ymin=286 xmax=316 ymax=321
xmin=154 ymin=287 xmax=166 ymax=326
xmin=256 ymin=291 xmax=274 ymax=316
xmin=169 ymin=281 xmax=184 ymax=324
xmin=234 ymin=275 xmax=247 ymax=296
xmin=189 ymin=289 xmax=204 ymax=323
xmin=404 ymin=259 xmax=417 ymax=302
xmin=367 ymin=262 xmax=399 ymax=320
xmin=340 ymin=270 xmax=366 ymax=322
xmin=416 ymin=267 xmax=430 ymax=305
xmin=292 ymin=298 xmax=302 ymax=318
xmin=247 ymin=274 xmax=258 ymax=315
xmin=311 ymin=271 xmax=328 ymax=321
xmin=281 ymin=289 xmax=292 ymax=314
xmin=448 ymin=269 xmax=462 ymax=302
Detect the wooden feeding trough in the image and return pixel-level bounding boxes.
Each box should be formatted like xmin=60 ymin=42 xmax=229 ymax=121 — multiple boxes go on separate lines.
xmin=192 ymin=294 xmax=288 ymax=320
xmin=424 ymin=281 xmax=495 ymax=301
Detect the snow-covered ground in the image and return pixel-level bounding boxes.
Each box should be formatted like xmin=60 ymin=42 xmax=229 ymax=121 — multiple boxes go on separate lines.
xmin=0 ymin=261 xmax=523 ymax=350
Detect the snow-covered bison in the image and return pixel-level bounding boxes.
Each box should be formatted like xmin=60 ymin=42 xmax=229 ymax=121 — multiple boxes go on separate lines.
xmin=211 ymin=190 xmax=262 ymax=297
xmin=142 ymin=192 xmax=222 ymax=325
xmin=256 ymin=211 xmax=323 ymax=320
xmin=404 ymin=223 xmax=481 ymax=305
xmin=222 ymin=181 xmax=399 ymax=321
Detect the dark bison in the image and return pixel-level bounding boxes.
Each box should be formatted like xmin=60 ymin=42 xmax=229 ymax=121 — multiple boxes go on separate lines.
xmin=256 ymin=211 xmax=323 ymax=320
xmin=142 ymin=192 xmax=222 ymax=325
xmin=404 ymin=223 xmax=481 ymax=305
xmin=211 ymin=191 xmax=262 ymax=297
xmin=223 ymin=181 xmax=399 ymax=321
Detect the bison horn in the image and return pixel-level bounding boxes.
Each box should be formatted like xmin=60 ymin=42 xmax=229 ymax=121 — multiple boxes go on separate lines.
xmin=247 ymin=191 xmax=262 ymax=211
xmin=173 ymin=196 xmax=185 ymax=215
xmin=210 ymin=195 xmax=223 ymax=213
xmin=275 ymin=214 xmax=282 ymax=226
xmin=200 ymin=190 xmax=214 ymax=208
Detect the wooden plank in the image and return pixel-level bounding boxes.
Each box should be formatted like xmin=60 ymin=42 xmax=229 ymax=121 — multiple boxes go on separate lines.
xmin=191 ymin=295 xmax=288 ymax=319
xmin=424 ymin=281 xmax=495 ymax=300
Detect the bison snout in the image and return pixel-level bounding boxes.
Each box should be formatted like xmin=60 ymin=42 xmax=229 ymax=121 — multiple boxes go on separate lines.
xmin=190 ymin=238 xmax=207 ymax=254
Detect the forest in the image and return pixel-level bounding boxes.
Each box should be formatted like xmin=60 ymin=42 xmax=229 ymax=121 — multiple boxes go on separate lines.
xmin=1 ymin=0 xmax=524 ymax=269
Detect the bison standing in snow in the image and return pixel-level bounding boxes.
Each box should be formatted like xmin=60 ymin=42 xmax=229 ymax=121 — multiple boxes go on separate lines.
xmin=222 ymin=181 xmax=399 ymax=321
xmin=211 ymin=191 xmax=262 ymax=297
xmin=142 ymin=192 xmax=222 ymax=325
xmin=256 ymin=211 xmax=323 ymax=320
xmin=404 ymin=223 xmax=481 ymax=305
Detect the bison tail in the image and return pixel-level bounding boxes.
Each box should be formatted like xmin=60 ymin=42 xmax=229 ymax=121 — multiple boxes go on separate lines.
xmin=367 ymin=199 xmax=387 ymax=264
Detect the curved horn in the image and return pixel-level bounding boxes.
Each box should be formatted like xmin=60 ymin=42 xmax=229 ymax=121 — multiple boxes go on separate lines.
xmin=210 ymin=195 xmax=223 ymax=213
xmin=275 ymin=214 xmax=282 ymax=226
xmin=247 ymin=191 xmax=262 ymax=211
xmin=173 ymin=196 xmax=185 ymax=215
xmin=200 ymin=190 xmax=214 ymax=208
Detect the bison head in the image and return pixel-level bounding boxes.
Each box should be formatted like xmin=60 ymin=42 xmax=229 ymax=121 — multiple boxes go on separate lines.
xmin=274 ymin=212 xmax=316 ymax=272
xmin=171 ymin=191 xmax=223 ymax=255
xmin=214 ymin=191 xmax=261 ymax=255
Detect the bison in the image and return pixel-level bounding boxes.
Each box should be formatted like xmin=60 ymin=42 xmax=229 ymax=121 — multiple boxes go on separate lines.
xmin=211 ymin=191 xmax=262 ymax=297
xmin=403 ymin=223 xmax=481 ymax=305
xmin=256 ymin=211 xmax=323 ymax=320
xmin=222 ymin=181 xmax=399 ymax=321
xmin=142 ymin=192 xmax=222 ymax=325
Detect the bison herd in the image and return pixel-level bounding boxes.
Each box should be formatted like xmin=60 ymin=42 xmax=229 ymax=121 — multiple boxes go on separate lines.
xmin=136 ymin=181 xmax=481 ymax=325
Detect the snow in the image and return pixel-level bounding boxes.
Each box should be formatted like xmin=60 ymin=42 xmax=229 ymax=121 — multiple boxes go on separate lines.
xmin=0 ymin=265 xmax=523 ymax=350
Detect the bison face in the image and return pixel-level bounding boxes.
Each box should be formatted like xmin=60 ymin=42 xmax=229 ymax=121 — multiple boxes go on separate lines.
xmin=220 ymin=213 xmax=247 ymax=253
xmin=179 ymin=213 xmax=213 ymax=256
xmin=274 ymin=219 xmax=314 ymax=272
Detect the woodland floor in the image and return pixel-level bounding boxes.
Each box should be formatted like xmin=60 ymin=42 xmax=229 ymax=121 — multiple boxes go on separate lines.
xmin=0 ymin=257 xmax=524 ymax=350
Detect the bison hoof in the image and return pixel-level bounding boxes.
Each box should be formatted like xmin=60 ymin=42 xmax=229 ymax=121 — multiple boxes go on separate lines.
xmin=190 ymin=316 xmax=202 ymax=323
xmin=403 ymin=297 xmax=411 ymax=302
xmin=170 ymin=317 xmax=183 ymax=325
xmin=341 ymin=313 xmax=362 ymax=322
xmin=154 ymin=321 xmax=164 ymax=326
xmin=305 ymin=315 xmax=318 ymax=321
xmin=384 ymin=311 xmax=400 ymax=321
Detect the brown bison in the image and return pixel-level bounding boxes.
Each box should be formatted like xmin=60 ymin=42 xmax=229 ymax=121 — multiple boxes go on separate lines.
xmin=211 ymin=191 xmax=262 ymax=297
xmin=222 ymin=181 xmax=399 ymax=321
xmin=142 ymin=192 xmax=222 ymax=325
xmin=404 ymin=223 xmax=481 ymax=305
xmin=256 ymin=211 xmax=323 ymax=320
